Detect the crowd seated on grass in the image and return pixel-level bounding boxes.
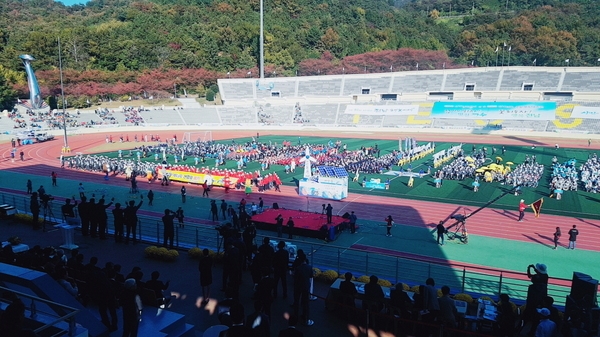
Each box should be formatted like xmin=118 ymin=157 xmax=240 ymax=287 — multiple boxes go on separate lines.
xmin=439 ymin=151 xmax=486 ymax=180
xmin=505 ymin=161 xmax=544 ymax=188
xmin=550 ymin=159 xmax=579 ymax=192
xmin=580 ymin=154 xmax=599 ymax=193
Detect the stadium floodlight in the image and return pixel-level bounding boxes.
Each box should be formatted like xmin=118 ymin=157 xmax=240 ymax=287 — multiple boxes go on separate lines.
xmin=259 ymin=0 xmax=264 ymax=79
xmin=58 ymin=37 xmax=69 ymax=150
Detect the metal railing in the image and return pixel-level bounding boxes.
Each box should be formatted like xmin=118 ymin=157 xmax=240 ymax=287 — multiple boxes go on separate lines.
xmin=0 ymin=285 xmax=80 ymax=336
xmin=1 ymin=191 xmax=591 ymax=305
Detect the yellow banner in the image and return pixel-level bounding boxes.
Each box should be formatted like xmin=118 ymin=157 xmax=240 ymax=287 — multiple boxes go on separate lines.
xmin=157 ymin=170 xmax=239 ymax=187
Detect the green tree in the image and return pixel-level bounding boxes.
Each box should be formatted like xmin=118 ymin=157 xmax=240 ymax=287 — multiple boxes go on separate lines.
xmin=0 ymin=74 xmax=16 ymax=110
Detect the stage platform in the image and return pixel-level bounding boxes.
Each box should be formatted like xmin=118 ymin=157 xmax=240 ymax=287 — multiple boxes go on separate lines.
xmin=251 ymin=208 xmax=347 ymax=239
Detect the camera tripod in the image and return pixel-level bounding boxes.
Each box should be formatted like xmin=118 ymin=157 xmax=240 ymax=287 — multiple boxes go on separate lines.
xmin=446 ymin=220 xmax=468 ymax=244
xmin=42 ymin=202 xmax=55 ymax=232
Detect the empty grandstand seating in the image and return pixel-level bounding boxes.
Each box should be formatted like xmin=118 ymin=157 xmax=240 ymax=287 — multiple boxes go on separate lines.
xmin=444 ymin=70 xmax=500 ymax=91
xmin=392 ymin=74 xmax=444 ymax=93
xmin=297 ymin=78 xmax=343 ymax=97
xmin=216 ymin=106 xmax=257 ymax=124
xmin=499 ymin=70 xmax=562 ymax=91
xmin=179 ymin=108 xmax=221 ymax=124
xmin=220 ymin=81 xmax=254 ymax=101
xmin=342 ymin=76 xmax=392 ymax=96
xmin=561 ymin=71 xmax=600 ymax=92
xmin=255 ymin=80 xmax=297 ymax=100
xmin=142 ymin=109 xmax=184 ymax=125
xmin=300 ymin=104 xmax=339 ymax=125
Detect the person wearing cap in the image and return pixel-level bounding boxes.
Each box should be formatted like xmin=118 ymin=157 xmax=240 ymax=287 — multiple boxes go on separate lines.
xmin=518 ymin=199 xmax=529 ymax=222
xmin=527 ymin=263 xmax=549 ymax=285
xmin=524 ymin=263 xmax=549 ymax=335
xmin=535 ymin=307 xmax=556 ymax=337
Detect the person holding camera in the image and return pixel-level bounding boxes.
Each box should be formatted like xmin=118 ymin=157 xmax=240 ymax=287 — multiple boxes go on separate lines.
xmin=30 ymin=192 xmax=41 ymax=230
xmin=162 ymin=209 xmax=176 ymax=249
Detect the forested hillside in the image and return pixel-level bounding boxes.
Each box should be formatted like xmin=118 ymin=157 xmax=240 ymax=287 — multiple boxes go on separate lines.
xmin=0 ymin=0 xmax=599 ymax=107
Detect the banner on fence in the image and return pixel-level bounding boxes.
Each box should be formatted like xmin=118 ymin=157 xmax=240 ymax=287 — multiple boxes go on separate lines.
xmin=299 ymin=179 xmax=348 ymax=200
xmin=431 ymin=102 xmax=556 ymax=120
xmin=570 ymin=106 xmax=600 ymax=119
xmin=157 ymin=170 xmax=239 ymax=187
xmin=344 ymin=105 xmax=419 ymax=115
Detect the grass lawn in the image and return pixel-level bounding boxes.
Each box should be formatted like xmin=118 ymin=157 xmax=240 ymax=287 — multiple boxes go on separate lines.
xmin=97 ymin=135 xmax=600 ymax=219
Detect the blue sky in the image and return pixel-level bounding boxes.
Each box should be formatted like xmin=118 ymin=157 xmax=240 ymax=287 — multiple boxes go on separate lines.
xmin=56 ymin=0 xmax=88 ymax=6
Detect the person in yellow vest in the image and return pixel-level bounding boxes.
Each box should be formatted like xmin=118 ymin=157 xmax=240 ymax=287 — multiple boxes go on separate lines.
xmin=408 ymin=176 xmax=414 ymax=188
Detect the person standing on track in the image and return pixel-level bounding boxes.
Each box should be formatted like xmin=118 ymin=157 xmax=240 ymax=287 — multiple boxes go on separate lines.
xmin=176 ymin=207 xmax=184 ymax=228
xmin=349 ymin=211 xmax=357 ymax=234
xmin=517 ymin=199 xmax=529 ymax=222
xmin=78 ymin=183 xmax=85 ymax=198
xmin=51 ymin=171 xmax=58 ymax=187
xmin=147 ymin=189 xmax=154 ymax=206
xmin=568 ymin=225 xmax=579 ymax=250
xmin=220 ymin=200 xmax=228 ymax=220
xmin=436 ymin=221 xmax=447 ymax=245
xmin=385 ymin=215 xmax=394 ymax=237
xmin=553 ymin=227 xmax=561 ymax=250
xmin=202 ymin=180 xmax=210 ymax=197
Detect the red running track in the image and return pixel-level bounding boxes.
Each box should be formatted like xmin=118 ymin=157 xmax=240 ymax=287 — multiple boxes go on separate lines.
xmin=1 ymin=131 xmax=599 ymax=253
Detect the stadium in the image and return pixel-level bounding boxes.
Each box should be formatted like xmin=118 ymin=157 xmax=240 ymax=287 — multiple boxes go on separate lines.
xmin=1 ymin=66 xmax=600 ymax=337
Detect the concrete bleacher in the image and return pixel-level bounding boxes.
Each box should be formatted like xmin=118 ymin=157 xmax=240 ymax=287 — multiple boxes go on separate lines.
xmin=178 ymin=107 xmax=221 ymax=125
xmin=255 ymin=80 xmax=297 ymax=99
xmin=342 ymin=76 xmax=392 ymax=96
xmin=561 ymin=71 xmax=600 ymax=92
xmin=499 ymin=70 xmax=562 ymax=91
xmin=258 ymin=104 xmax=294 ymax=124
xmin=297 ymin=78 xmax=342 ymax=96
xmin=220 ymin=81 xmax=254 ymax=101
xmin=216 ymin=106 xmax=256 ymax=124
xmin=141 ymin=109 xmax=184 ymax=125
xmin=501 ymin=119 xmax=548 ymax=131
xmin=444 ymin=70 xmax=500 ymax=91
xmin=300 ymin=104 xmax=338 ymax=125
xmin=392 ymin=73 xmax=444 ymax=93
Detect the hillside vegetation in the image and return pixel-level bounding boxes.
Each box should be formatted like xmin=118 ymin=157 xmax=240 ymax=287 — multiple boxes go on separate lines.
xmin=0 ymin=0 xmax=598 ymax=107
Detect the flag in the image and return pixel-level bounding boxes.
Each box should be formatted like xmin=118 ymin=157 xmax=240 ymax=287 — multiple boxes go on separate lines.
xmin=565 ymin=59 xmax=570 ymax=63
xmin=390 ymin=65 xmax=393 ymax=70
xmin=471 ymin=60 xmax=474 ymax=66
xmin=503 ymin=42 xmax=507 ymax=47
xmin=598 ymin=58 xmax=600 ymax=62
xmin=495 ymin=46 xmax=499 ymax=53
xmin=508 ymin=46 xmax=512 ymax=51
xmin=531 ymin=198 xmax=544 ymax=218
xmin=533 ymin=58 xmax=537 ymax=65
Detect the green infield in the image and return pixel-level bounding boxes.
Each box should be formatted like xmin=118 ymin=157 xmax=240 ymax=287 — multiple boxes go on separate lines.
xmin=95 ymin=135 xmax=600 ymax=220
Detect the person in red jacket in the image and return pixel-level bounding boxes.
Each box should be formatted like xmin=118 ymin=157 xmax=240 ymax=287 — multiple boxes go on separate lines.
xmin=518 ymin=199 xmax=529 ymax=222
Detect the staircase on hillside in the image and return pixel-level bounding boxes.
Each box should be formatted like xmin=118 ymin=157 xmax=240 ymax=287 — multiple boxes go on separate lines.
xmin=177 ymin=98 xmax=202 ymax=109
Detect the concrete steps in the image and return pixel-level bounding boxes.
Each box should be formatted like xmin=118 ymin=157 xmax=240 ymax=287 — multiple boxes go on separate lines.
xmin=177 ymin=98 xmax=202 ymax=109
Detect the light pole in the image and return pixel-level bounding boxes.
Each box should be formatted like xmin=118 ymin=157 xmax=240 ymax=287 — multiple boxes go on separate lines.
xmin=58 ymin=37 xmax=69 ymax=151
xmin=259 ymin=0 xmax=265 ymax=79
